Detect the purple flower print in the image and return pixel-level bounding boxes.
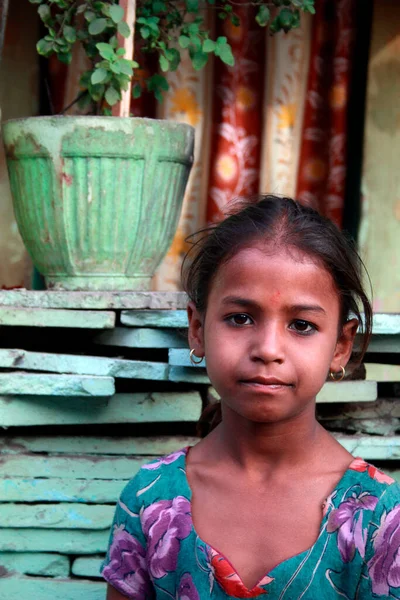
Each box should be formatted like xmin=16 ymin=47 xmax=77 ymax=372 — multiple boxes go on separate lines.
xmin=327 ymin=491 xmax=379 ymax=562
xmin=142 ymin=449 xmax=187 ymax=471
xmin=141 ymin=496 xmax=192 ymax=579
xmin=368 ymin=504 xmax=400 ymax=596
xmin=102 ymin=525 xmax=153 ymax=599
xmin=178 ymin=573 xmax=200 ymax=600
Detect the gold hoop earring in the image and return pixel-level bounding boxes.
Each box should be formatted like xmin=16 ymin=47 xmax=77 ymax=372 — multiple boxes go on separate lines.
xmin=189 ymin=349 xmax=204 ymax=366
xmin=330 ymin=366 xmax=346 ymax=382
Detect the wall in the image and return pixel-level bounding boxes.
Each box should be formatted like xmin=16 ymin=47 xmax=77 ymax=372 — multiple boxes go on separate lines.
xmin=0 ymin=0 xmax=38 ymax=288
xmin=359 ymin=0 xmax=400 ymax=312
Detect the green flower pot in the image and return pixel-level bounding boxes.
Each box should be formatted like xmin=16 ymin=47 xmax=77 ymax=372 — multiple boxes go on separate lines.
xmin=2 ymin=116 xmax=194 ymax=291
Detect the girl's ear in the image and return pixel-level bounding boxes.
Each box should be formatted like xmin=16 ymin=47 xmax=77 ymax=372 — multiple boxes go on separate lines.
xmin=330 ymin=318 xmax=359 ymax=373
xmin=187 ymin=301 xmax=205 ymax=357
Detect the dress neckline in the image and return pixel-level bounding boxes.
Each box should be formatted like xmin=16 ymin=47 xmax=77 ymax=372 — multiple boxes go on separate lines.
xmin=181 ymin=446 xmax=360 ymax=595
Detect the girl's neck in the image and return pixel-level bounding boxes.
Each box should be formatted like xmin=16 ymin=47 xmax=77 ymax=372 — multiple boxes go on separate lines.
xmin=213 ymin=404 xmax=325 ymax=473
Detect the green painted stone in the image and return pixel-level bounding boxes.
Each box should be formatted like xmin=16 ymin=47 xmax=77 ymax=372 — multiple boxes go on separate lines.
xmin=0 ymin=455 xmax=149 ymax=479
xmin=0 ymin=529 xmax=108 ymax=553
xmin=169 ymin=348 xmax=199 ymax=367
xmin=0 ymin=349 xmax=169 ymax=380
xmin=0 ymin=307 xmax=115 ymax=328
xmin=0 ymin=435 xmax=198 ymax=455
xmin=169 ymin=366 xmax=210 ymax=384
xmin=366 ymin=335 xmax=400 ymax=353
xmin=72 ymin=557 xmax=104 ymax=578
xmin=371 ymin=313 xmax=400 ymax=334
xmin=2 ymin=117 xmax=194 ymax=291
xmin=0 ymin=478 xmax=124 ymax=504
xmin=0 ymin=553 xmax=70 ymax=577
xmin=0 ymin=373 xmax=115 ymax=397
xmin=0 ymin=577 xmax=105 ymax=600
xmin=121 ymin=309 xmax=188 ymax=328
xmin=0 ymin=391 xmax=201 ymax=427
xmin=0 ymin=290 xmax=188 ymax=310
xmin=95 ymin=327 xmax=188 ymax=348
xmin=335 ymin=434 xmax=400 ymax=459
xmin=316 ymin=381 xmax=377 ymax=403
xmin=0 ymin=503 xmax=114 ymax=529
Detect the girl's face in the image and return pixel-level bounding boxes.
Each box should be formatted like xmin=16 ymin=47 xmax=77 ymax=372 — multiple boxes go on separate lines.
xmin=188 ymin=243 xmax=358 ymax=426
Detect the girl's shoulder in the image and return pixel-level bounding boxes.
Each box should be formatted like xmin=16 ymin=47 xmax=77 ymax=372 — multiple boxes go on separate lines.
xmin=119 ymin=446 xmax=191 ymax=507
xmin=347 ymin=457 xmax=399 ymax=492
xmin=334 ymin=457 xmax=400 ymax=516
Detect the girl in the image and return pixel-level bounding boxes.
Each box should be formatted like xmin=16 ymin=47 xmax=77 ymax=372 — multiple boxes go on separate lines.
xmin=102 ymin=196 xmax=400 ymax=600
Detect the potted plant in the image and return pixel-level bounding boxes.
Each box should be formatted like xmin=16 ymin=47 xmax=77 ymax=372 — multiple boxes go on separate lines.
xmin=2 ymin=0 xmax=315 ymax=291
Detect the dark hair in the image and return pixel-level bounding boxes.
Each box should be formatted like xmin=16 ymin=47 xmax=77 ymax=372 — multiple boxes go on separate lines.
xmin=182 ymin=195 xmax=373 ymax=436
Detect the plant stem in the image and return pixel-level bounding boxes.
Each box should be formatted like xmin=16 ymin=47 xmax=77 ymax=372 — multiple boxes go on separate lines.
xmin=59 ymin=90 xmax=87 ymax=115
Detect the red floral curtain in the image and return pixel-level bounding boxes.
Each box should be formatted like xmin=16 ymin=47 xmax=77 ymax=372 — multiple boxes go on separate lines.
xmin=296 ymin=0 xmax=357 ymax=227
xmin=206 ymin=5 xmax=265 ymax=223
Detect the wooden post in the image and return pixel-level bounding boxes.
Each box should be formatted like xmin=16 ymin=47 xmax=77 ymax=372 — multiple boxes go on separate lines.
xmin=112 ymin=0 xmax=136 ymax=117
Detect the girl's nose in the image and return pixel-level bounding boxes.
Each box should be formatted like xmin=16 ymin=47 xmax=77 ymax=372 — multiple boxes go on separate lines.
xmin=249 ymin=323 xmax=285 ymax=364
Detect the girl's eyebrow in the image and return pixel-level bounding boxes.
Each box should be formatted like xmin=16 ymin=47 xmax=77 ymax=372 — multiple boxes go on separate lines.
xmin=290 ymin=304 xmax=327 ymax=315
xmin=221 ymin=297 xmax=327 ymax=315
xmin=221 ymin=296 xmax=260 ymax=309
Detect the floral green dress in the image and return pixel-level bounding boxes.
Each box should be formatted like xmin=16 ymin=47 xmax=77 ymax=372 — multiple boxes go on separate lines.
xmin=101 ymin=447 xmax=400 ymax=599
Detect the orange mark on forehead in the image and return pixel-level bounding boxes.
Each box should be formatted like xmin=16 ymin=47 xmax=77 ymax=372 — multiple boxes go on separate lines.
xmin=269 ymin=290 xmax=281 ymax=304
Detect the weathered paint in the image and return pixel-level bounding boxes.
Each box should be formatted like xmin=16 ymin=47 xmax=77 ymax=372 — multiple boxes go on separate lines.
xmin=95 ymin=327 xmax=188 ymax=348
xmin=366 ymin=335 xmax=400 ymax=353
xmin=0 ymin=455 xmax=150 ymax=479
xmin=0 ymin=576 xmax=105 ymax=600
xmin=366 ymin=364 xmax=400 ymax=382
xmin=3 ymin=117 xmax=194 ymax=291
xmin=0 ymin=503 xmax=114 ymax=529
xmin=0 ymin=391 xmax=201 ymax=427
xmin=0 ymin=349 xmax=169 ymax=380
xmin=0 ymin=477 xmax=124 ymax=504
xmin=121 ymin=309 xmax=188 ymax=328
xmin=169 ymin=348 xmax=202 ymax=367
xmin=0 ymin=552 xmax=70 ymax=577
xmin=169 ymin=366 xmax=210 ymax=384
xmin=0 ymin=290 xmax=188 ymax=310
xmin=0 ymin=435 xmax=198 ymax=455
xmin=0 ymin=529 xmax=108 ymax=553
xmin=72 ymin=557 xmax=103 ymax=578
xmin=0 ymin=373 xmax=115 ymax=397
xmin=338 ymin=425 xmax=400 ymax=450
xmin=320 ymin=398 xmax=400 ymax=420
xmin=0 ymin=307 xmax=115 ymax=328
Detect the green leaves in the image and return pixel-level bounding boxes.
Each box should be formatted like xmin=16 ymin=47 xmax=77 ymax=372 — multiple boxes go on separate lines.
xmin=109 ymin=4 xmax=124 ymax=24
xmin=38 ymin=4 xmax=51 ymax=22
xmin=91 ymin=68 xmax=108 ymax=85
xmin=63 ymin=26 xmax=76 ymax=44
xmin=30 ymin=0 xmax=317 ymax=111
xmin=96 ymin=42 xmax=114 ymax=60
xmin=256 ymin=6 xmax=271 ymax=27
xmin=118 ymin=21 xmax=131 ymax=38
xmin=105 ymin=86 xmax=120 ymax=106
xmin=214 ymin=36 xmax=234 ymax=66
xmin=88 ymin=18 xmax=107 ymax=35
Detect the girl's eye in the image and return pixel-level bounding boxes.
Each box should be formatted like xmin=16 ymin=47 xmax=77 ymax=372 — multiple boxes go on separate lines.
xmin=290 ymin=320 xmax=316 ymax=335
xmin=227 ymin=313 xmax=253 ymax=326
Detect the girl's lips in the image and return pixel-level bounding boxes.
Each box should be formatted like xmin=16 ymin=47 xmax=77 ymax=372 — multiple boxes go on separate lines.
xmin=240 ymin=377 xmax=292 ymax=386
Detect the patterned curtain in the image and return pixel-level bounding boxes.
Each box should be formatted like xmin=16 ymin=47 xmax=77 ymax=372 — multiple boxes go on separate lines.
xmin=296 ymin=0 xmax=357 ymax=228
xmin=206 ymin=5 xmax=265 ymax=223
